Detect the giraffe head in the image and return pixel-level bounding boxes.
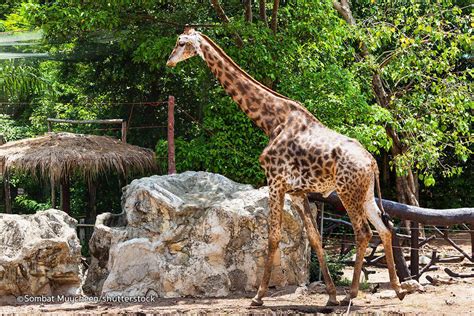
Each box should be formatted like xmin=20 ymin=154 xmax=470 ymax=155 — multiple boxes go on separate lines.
xmin=166 ymin=27 xmax=202 ymax=67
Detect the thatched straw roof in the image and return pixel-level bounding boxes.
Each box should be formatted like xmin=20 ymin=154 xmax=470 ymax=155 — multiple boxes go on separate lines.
xmin=0 ymin=132 xmax=156 ymax=183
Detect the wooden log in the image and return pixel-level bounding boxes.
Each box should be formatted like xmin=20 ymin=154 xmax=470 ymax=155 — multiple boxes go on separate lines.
xmin=444 ymin=267 xmax=474 ymax=278
xmin=392 ymin=231 xmax=410 ymax=281
xmin=433 ymin=226 xmax=473 ymax=262
xmin=308 ymin=192 xmax=474 ymax=225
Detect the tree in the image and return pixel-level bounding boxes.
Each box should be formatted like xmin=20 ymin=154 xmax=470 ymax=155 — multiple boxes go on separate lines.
xmin=1 ymin=0 xmax=471 ymax=217
xmin=333 ymin=0 xmax=472 ymax=207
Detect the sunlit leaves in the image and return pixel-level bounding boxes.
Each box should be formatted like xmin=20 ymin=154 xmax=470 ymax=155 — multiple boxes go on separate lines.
xmin=353 ymin=0 xmax=472 ymax=183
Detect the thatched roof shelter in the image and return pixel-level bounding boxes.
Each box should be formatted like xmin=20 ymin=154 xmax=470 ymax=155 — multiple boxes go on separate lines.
xmin=0 ymin=132 xmax=155 ymax=183
xmin=0 ymin=132 xmax=156 ymax=214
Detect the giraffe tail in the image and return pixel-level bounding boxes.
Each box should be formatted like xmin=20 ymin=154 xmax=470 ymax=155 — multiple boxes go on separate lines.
xmin=374 ymin=167 xmax=392 ymax=229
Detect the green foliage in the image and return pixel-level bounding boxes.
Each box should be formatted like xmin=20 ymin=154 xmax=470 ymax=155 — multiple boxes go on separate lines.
xmin=14 ymin=195 xmax=50 ymax=214
xmin=0 ymin=0 xmax=471 ymax=215
xmin=0 ymin=114 xmax=32 ymax=141
xmin=353 ymin=0 xmax=473 ymax=184
xmin=0 ymin=1 xmax=31 ymax=31
xmin=0 ymin=61 xmax=46 ymax=101
xmin=309 ymin=252 xmax=349 ymax=284
xmin=337 ymin=277 xmax=370 ymax=290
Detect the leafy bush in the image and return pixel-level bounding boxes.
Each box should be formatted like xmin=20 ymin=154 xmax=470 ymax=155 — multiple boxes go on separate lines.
xmin=14 ymin=195 xmax=50 ymax=214
xmin=309 ymin=251 xmax=351 ymax=284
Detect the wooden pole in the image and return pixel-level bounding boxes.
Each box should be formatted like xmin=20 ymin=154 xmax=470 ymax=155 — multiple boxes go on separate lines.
xmin=4 ymin=170 xmax=12 ymax=214
xmin=471 ymin=225 xmax=474 ymax=260
xmin=50 ymin=177 xmax=56 ymax=209
xmin=87 ymin=181 xmax=97 ymax=224
xmin=167 ymin=96 xmax=176 ymax=174
xmin=121 ymin=121 xmax=127 ymax=143
xmin=410 ymin=221 xmax=420 ymax=279
xmin=60 ymin=176 xmax=71 ymax=214
xmin=47 ymin=118 xmax=124 ymax=125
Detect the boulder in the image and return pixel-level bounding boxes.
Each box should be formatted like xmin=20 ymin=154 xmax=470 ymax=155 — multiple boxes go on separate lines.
xmin=84 ymin=171 xmax=310 ymax=298
xmin=0 ymin=209 xmax=82 ymax=296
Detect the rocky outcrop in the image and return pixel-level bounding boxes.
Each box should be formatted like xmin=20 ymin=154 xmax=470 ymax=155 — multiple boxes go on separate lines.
xmin=0 ymin=209 xmax=82 ymax=296
xmin=84 ymin=171 xmax=310 ymax=298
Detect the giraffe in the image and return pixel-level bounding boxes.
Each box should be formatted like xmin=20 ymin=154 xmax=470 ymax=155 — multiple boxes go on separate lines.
xmin=166 ymin=27 xmax=407 ymax=306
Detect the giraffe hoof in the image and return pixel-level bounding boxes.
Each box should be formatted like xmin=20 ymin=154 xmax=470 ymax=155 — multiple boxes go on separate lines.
xmin=250 ymin=298 xmax=263 ymax=306
xmin=396 ymin=290 xmax=407 ymax=301
xmin=325 ymin=298 xmax=340 ymax=306
xmin=339 ymin=296 xmax=352 ymax=306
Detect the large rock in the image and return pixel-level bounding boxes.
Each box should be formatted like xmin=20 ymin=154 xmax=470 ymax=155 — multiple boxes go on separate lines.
xmin=84 ymin=171 xmax=310 ymax=298
xmin=0 ymin=209 xmax=82 ymax=296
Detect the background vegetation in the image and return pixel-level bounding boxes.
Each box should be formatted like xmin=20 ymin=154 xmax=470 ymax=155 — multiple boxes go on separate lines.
xmin=0 ymin=0 xmax=472 ymax=217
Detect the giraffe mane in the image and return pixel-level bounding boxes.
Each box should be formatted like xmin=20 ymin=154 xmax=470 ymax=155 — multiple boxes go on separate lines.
xmin=198 ymin=33 xmax=295 ymax=102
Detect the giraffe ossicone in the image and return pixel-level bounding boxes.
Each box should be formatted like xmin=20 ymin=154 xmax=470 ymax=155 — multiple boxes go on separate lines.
xmin=167 ymin=28 xmax=407 ymax=306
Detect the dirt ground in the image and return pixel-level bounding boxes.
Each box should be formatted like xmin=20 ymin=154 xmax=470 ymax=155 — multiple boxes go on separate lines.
xmin=1 ymin=233 xmax=473 ymax=315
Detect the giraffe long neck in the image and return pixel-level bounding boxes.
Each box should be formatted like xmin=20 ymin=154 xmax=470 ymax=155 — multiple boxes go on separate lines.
xmin=198 ymin=34 xmax=298 ymax=136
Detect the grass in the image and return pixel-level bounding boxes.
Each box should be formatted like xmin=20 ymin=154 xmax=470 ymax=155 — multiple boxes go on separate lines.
xmin=337 ymin=277 xmax=371 ymax=291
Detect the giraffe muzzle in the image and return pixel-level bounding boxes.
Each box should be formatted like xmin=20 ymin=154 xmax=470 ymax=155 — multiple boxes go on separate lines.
xmin=166 ymin=59 xmax=176 ymax=67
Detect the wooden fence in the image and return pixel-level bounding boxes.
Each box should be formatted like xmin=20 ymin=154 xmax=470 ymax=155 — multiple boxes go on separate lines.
xmin=309 ymin=192 xmax=474 ymax=280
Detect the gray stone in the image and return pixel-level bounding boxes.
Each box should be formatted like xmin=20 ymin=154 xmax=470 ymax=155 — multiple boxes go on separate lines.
xmin=401 ymin=280 xmax=425 ymax=293
xmin=0 ymin=209 xmax=82 ymax=296
xmin=84 ymin=171 xmax=310 ymax=298
xmin=378 ymin=290 xmax=397 ymax=299
xmin=294 ymin=285 xmax=308 ymax=296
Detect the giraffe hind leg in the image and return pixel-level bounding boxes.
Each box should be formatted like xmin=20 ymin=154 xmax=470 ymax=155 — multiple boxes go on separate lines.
xmin=365 ymin=198 xmax=406 ymax=300
xmin=291 ymin=194 xmax=339 ymax=306
xmin=340 ymin=207 xmax=372 ymax=305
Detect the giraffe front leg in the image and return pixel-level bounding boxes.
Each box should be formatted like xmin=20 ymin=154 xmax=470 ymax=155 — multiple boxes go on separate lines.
xmin=251 ymin=186 xmax=284 ymax=307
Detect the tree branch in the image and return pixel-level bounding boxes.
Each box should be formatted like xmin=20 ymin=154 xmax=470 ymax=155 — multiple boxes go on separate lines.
xmin=210 ymin=0 xmax=244 ymax=47
xmin=333 ymin=0 xmax=356 ymax=26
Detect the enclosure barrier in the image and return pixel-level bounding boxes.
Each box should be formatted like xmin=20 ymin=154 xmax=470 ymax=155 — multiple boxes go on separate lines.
xmin=308 ymin=192 xmax=474 ymax=280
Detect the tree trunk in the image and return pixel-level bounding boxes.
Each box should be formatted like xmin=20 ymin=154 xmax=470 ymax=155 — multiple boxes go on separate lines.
xmin=270 ymin=0 xmax=280 ymax=34
xmin=244 ymin=0 xmax=253 ymax=23
xmin=259 ymin=0 xmax=268 ymax=26
xmin=333 ymin=0 xmax=421 ymax=230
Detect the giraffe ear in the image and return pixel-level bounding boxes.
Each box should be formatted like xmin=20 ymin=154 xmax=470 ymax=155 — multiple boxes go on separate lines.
xmin=183 ymin=25 xmax=195 ymax=35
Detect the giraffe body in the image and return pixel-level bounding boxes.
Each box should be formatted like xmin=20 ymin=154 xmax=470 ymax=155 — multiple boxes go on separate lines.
xmin=167 ymin=28 xmax=406 ymax=306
